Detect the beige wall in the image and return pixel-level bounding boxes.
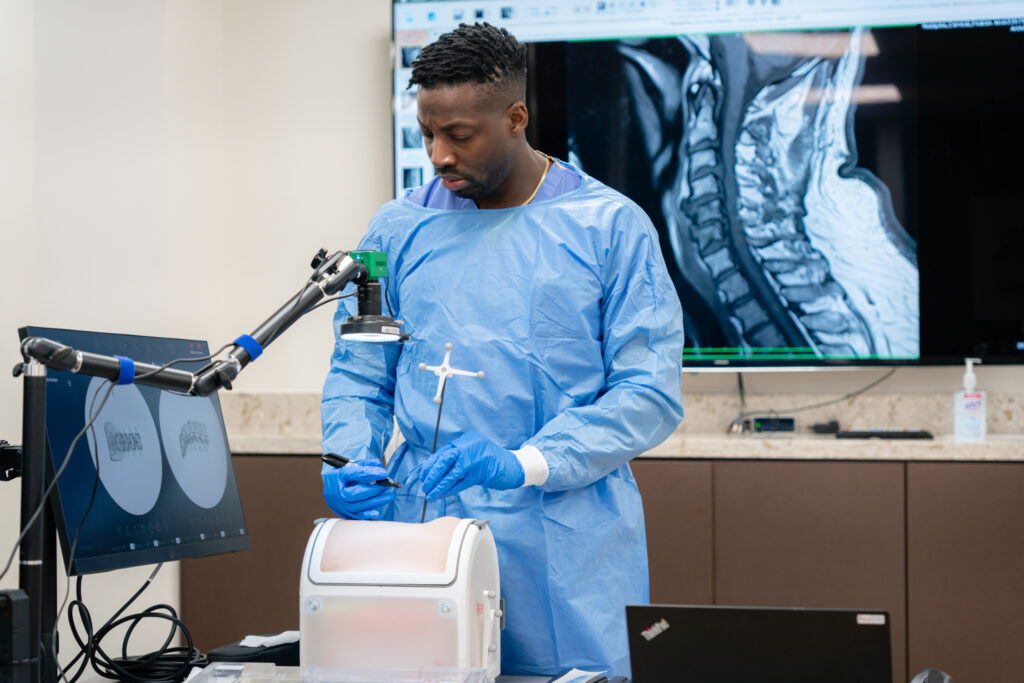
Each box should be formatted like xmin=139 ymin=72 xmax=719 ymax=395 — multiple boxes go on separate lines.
xmin=0 ymin=0 xmax=1021 ymax=668
xmin=0 ymin=0 xmax=392 ymax=665
xmin=0 ymin=0 xmax=38 ymax=597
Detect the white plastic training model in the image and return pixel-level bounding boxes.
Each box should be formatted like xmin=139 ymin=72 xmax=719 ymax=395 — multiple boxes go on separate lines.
xmin=299 ymin=516 xmax=503 ymax=681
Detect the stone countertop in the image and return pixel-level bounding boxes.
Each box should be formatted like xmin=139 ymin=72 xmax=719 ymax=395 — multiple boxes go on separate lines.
xmin=220 ymin=392 xmax=1024 ymax=461
xmin=643 ymin=431 xmax=1024 ymax=461
xmin=226 ymin=433 xmax=1024 ymax=461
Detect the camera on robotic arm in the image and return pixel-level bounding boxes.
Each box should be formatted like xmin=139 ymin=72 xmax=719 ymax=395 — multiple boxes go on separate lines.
xmin=330 ymin=250 xmax=410 ymax=344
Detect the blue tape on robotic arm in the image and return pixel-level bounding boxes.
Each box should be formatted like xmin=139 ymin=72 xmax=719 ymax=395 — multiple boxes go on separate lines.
xmin=113 ymin=355 xmax=135 ymax=385
xmin=234 ymin=334 xmax=263 ymax=361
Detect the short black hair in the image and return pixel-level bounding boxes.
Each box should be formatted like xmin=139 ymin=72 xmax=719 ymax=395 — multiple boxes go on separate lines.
xmin=408 ymin=22 xmax=527 ymax=98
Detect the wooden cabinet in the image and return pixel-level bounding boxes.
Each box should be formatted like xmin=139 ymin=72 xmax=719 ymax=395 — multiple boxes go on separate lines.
xmin=631 ymin=460 xmax=713 ymax=605
xmin=713 ymin=461 xmax=906 ymax=682
xmin=633 ymin=459 xmax=907 ymax=682
xmin=907 ymin=463 xmax=1024 ymax=682
xmin=633 ymin=458 xmax=1024 ymax=683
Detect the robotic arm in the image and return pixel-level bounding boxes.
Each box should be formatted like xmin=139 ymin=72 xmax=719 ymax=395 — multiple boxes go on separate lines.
xmin=17 ymin=249 xmax=405 ymax=394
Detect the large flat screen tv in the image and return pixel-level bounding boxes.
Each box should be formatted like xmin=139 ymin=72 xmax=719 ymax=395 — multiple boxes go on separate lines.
xmin=391 ymin=0 xmax=1024 ymax=369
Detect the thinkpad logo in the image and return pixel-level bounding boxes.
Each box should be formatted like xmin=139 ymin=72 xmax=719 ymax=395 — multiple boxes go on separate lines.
xmin=641 ymin=618 xmax=670 ymax=641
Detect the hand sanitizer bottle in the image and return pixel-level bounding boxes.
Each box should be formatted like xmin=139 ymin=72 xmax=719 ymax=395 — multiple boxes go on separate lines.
xmin=953 ymin=357 xmax=986 ymax=442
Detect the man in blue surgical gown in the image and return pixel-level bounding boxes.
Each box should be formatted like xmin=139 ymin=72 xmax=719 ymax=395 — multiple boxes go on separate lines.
xmin=321 ymin=22 xmax=684 ymax=677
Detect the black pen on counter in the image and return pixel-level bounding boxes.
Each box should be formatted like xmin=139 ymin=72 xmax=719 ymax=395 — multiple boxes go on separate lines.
xmin=321 ymin=452 xmax=402 ymax=488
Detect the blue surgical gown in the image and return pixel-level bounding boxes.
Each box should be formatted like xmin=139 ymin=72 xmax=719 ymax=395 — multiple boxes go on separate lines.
xmin=321 ymin=168 xmax=684 ymax=676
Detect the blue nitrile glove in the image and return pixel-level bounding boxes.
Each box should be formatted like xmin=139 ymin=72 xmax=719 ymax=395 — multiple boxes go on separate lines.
xmin=419 ymin=430 xmax=525 ymax=501
xmin=322 ymin=460 xmax=395 ymax=520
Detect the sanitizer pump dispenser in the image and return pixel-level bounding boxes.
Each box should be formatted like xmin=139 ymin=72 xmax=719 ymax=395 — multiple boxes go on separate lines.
xmin=954 ymin=357 xmax=986 ymax=442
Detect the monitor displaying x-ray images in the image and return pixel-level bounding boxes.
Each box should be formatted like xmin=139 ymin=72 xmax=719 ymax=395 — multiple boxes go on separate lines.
xmin=391 ymin=1 xmax=1024 ymax=369
xmin=18 ymin=327 xmax=251 ymax=575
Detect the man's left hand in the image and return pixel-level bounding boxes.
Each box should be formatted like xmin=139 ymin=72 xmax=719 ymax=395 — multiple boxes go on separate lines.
xmin=419 ymin=430 xmax=525 ymax=500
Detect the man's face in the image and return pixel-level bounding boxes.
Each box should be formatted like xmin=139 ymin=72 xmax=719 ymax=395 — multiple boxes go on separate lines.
xmin=416 ymin=82 xmax=520 ymax=200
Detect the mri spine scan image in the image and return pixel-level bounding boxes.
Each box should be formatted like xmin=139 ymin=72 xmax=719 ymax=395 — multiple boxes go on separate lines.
xmin=567 ymin=29 xmax=919 ymax=360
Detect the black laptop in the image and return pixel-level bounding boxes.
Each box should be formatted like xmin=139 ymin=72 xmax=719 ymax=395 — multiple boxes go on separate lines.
xmin=626 ymin=605 xmax=892 ymax=683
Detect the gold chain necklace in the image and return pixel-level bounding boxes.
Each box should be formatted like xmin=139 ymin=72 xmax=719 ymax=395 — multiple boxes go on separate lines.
xmin=520 ymin=152 xmax=554 ymax=206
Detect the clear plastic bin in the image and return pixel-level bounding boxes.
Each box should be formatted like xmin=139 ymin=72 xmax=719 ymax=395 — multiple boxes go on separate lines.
xmin=188 ymin=662 xmax=488 ymax=683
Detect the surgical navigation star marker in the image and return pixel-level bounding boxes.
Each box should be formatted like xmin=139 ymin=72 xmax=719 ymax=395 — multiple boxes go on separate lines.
xmin=418 ymin=342 xmax=484 ymax=404
xmin=418 ymin=343 xmax=484 ymax=524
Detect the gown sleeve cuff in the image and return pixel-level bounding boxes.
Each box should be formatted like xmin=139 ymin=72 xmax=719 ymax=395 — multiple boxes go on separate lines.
xmin=512 ymin=444 xmax=549 ymax=487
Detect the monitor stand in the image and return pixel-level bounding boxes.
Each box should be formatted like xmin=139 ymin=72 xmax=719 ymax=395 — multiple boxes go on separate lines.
xmin=12 ymin=360 xmax=59 ymax=683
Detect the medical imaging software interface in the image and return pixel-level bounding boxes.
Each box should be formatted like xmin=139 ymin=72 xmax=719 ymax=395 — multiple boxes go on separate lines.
xmin=22 ymin=327 xmax=250 ymax=575
xmin=393 ymin=2 xmax=1024 ymax=367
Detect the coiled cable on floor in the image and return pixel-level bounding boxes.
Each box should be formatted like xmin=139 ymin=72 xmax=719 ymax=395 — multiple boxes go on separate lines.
xmin=62 ymin=564 xmax=206 ymax=683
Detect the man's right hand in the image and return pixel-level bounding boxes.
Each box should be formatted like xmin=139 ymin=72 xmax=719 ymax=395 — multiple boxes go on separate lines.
xmin=322 ymin=460 xmax=396 ymax=520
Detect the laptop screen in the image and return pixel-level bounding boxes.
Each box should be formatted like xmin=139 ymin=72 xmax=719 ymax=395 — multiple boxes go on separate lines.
xmin=627 ymin=604 xmax=892 ymax=683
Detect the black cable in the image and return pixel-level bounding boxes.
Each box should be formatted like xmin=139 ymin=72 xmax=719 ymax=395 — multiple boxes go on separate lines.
xmin=0 ymin=382 xmax=114 ymax=585
xmin=748 ymin=368 xmax=898 ymax=416
xmin=261 ymin=259 xmax=360 ymax=345
xmin=727 ymin=373 xmax=746 ymax=434
xmin=307 ymin=291 xmax=355 ymax=315
xmin=382 ymin=276 xmax=396 ymax=319
xmin=64 ymin=564 xmax=203 ymax=683
xmin=54 ymin=382 xmax=115 ymax=633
